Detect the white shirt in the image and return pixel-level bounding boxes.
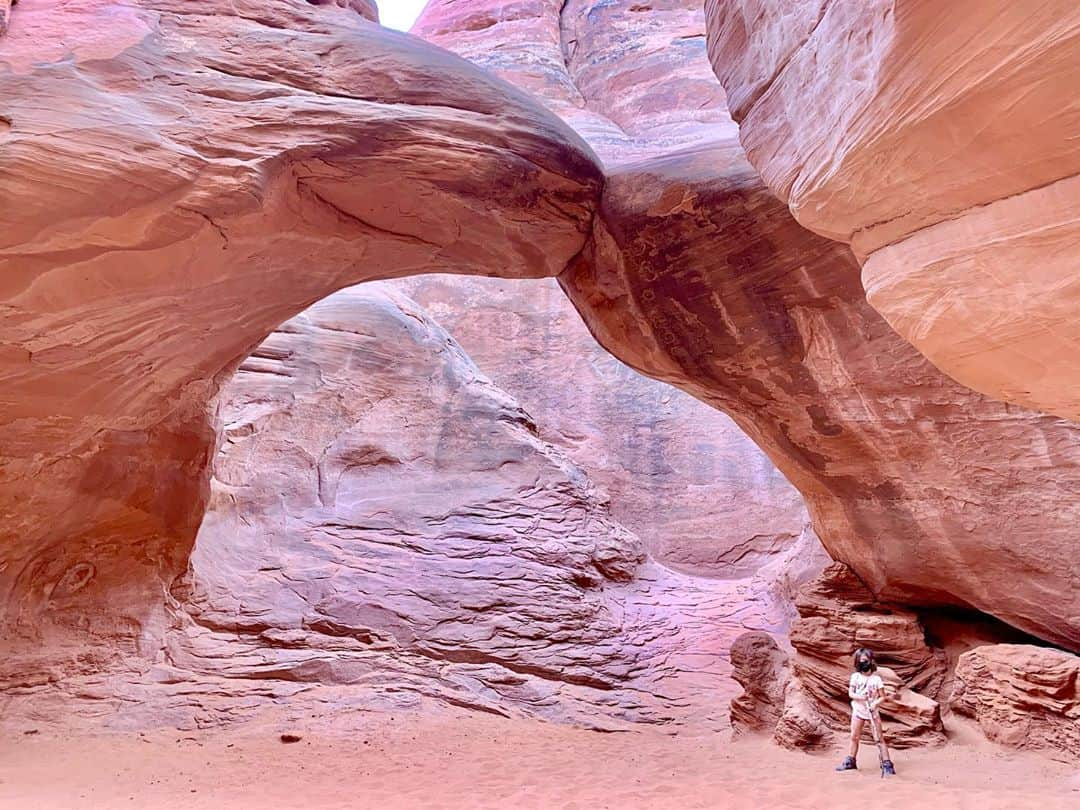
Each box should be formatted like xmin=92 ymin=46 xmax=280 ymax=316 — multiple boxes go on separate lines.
xmin=849 ymin=671 xmax=884 ymax=720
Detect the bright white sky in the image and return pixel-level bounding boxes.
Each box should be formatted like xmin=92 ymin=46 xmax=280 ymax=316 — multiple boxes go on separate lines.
xmin=376 ymin=0 xmax=429 ymax=31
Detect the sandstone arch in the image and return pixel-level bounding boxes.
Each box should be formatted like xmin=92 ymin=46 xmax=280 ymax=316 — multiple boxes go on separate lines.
xmin=0 ymin=0 xmax=600 ymax=670
xmin=414 ymin=0 xmax=1080 ymax=649
xmin=1 ymin=0 xmax=1078 ymax=687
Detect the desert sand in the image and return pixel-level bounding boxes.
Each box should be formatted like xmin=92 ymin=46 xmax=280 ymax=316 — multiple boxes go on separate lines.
xmin=1 ymin=708 xmax=1076 ymax=810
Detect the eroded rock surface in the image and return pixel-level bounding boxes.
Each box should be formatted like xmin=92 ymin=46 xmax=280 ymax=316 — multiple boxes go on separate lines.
xmin=417 ymin=0 xmax=1080 ymax=655
xmin=730 ymin=565 xmax=947 ymax=749
xmin=785 ymin=564 xmax=945 ymax=748
xmin=952 ymin=644 xmax=1080 ymax=762
xmin=729 ymin=631 xmax=789 ymax=735
xmin=704 ymin=0 xmax=1080 ymax=420
xmin=0 ymin=0 xmax=601 ymax=675
xmin=396 ymin=275 xmax=815 ymax=577
xmin=3 ymin=285 xmax=815 ymax=732
xmin=2 ymin=0 xmax=1079 ymax=716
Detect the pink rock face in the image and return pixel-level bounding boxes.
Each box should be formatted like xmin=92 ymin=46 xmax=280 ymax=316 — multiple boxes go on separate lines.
xmin=396 ymin=275 xmax=815 ymax=577
xmin=951 ymin=644 xmax=1080 ymax=762
xmin=1 ymin=0 xmax=1079 ymax=697
xmin=729 ymin=631 xmax=790 ymax=735
xmin=0 ymin=0 xmax=13 ymax=36
xmin=704 ymin=0 xmax=1080 ymax=420
xmin=306 ymin=0 xmax=377 ymax=22
xmin=0 ymin=0 xmax=600 ymax=674
xmin=416 ymin=0 xmax=1080 ymax=649
xmin=163 ymin=284 xmax=809 ymax=730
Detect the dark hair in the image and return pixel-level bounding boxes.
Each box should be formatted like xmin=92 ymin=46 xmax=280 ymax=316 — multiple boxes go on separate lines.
xmin=853 ymin=647 xmax=877 ymax=672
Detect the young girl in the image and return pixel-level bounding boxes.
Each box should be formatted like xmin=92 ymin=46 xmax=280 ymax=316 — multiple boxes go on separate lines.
xmin=835 ymin=647 xmax=896 ymax=775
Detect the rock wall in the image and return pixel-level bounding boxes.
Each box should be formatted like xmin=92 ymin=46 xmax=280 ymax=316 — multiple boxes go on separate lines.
xmin=703 ymin=0 xmax=1080 ymax=421
xmin=416 ymin=0 xmax=1080 ymax=652
xmin=0 ymin=0 xmax=602 ymax=675
xmin=1 ymin=284 xmax=817 ymax=732
xmin=396 ymin=275 xmax=814 ymax=576
xmin=1 ymin=0 xmax=1078 ymax=699
xmin=731 ymin=565 xmax=947 ymax=750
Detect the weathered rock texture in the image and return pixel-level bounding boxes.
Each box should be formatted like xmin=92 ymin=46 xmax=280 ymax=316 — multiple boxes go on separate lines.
xmin=417 ymin=0 xmax=1080 ymax=652
xmin=307 ymin=0 xmax=377 ymax=22
xmin=952 ymin=644 xmax=1080 ymax=762
xmin=0 ymin=0 xmax=601 ymax=677
xmin=0 ymin=0 xmax=14 ymax=36
xmin=704 ymin=0 xmax=1080 ymax=420
xmin=396 ymin=275 xmax=815 ymax=576
xmin=3 ymin=284 xmax=815 ymax=732
xmin=2 ymin=0 xmax=1079 ymax=707
xmin=784 ymin=564 xmax=945 ymax=749
xmin=731 ymin=565 xmax=948 ymax=749
xmin=729 ymin=631 xmax=789 ymax=735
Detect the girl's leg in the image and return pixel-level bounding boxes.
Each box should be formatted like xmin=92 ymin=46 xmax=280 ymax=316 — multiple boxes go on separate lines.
xmin=878 ymin=724 xmax=892 ymax=762
xmin=848 ymin=715 xmax=865 ymax=759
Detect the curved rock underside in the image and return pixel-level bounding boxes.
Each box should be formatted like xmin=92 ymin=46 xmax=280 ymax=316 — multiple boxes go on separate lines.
xmin=4 ymin=284 xmax=815 ymax=731
xmin=0 ymin=0 xmax=1078 ymax=704
xmin=395 ymin=274 xmax=815 ymax=577
xmin=414 ymin=0 xmax=1080 ymax=649
xmin=704 ymin=0 xmax=1080 ymax=420
xmin=0 ymin=0 xmax=601 ymax=678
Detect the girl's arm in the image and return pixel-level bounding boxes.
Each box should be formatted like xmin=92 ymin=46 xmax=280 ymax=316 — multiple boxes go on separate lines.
xmin=848 ymin=678 xmax=867 ymax=703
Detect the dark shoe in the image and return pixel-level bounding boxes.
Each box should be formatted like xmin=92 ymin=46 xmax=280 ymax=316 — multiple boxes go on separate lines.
xmin=835 ymin=756 xmax=857 ymax=771
xmin=882 ymin=759 xmax=896 ymax=777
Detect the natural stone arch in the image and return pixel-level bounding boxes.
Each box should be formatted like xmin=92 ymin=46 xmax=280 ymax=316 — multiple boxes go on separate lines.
xmin=2 ymin=0 xmax=1079 ymax=688
xmin=413 ymin=0 xmax=1080 ymax=650
xmin=0 ymin=0 xmax=601 ymax=669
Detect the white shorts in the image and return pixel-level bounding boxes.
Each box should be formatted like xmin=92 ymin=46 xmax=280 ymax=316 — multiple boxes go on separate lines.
xmin=852 ymin=702 xmax=873 ymax=721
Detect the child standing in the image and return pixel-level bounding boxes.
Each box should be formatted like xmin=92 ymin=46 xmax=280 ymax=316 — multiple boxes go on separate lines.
xmin=835 ymin=647 xmax=896 ymax=776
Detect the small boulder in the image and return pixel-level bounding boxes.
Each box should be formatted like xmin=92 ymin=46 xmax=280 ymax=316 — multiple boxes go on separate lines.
xmin=951 ymin=644 xmax=1079 ymax=761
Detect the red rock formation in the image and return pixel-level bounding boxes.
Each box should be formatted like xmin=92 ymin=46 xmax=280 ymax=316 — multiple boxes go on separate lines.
xmin=0 ymin=0 xmax=600 ymax=676
xmin=2 ymin=284 xmax=814 ymax=732
xmin=951 ymin=644 xmax=1080 ymax=762
xmin=729 ymin=631 xmax=789 ymax=734
xmin=2 ymin=0 xmax=1078 ymax=707
xmin=786 ymin=564 xmax=945 ymax=748
xmin=704 ymin=0 xmax=1080 ymax=420
xmin=396 ymin=275 xmax=816 ymax=577
xmin=732 ymin=565 xmax=946 ymax=749
xmin=417 ymin=0 xmax=1080 ymax=652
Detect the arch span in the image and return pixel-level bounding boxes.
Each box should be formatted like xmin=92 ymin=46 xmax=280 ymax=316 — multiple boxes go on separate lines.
xmin=0 ymin=0 xmax=600 ymax=667
xmin=1 ymin=0 xmax=1078 ymax=682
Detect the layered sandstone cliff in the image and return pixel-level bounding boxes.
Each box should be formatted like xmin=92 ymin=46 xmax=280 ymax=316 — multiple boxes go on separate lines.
xmin=2 ymin=284 xmax=818 ymax=732
xmin=729 ymin=565 xmax=946 ymax=750
xmin=416 ymin=0 xmax=1080 ymax=653
xmin=1 ymin=0 xmax=1078 ymax=738
xmin=952 ymin=644 xmax=1079 ymax=762
xmin=396 ymin=275 xmax=815 ymax=577
xmin=0 ymin=0 xmax=602 ymax=678
xmin=704 ymin=0 xmax=1080 ymax=421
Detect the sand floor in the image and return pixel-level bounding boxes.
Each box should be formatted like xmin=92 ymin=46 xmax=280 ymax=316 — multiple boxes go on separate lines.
xmin=1 ymin=709 xmax=1076 ymax=809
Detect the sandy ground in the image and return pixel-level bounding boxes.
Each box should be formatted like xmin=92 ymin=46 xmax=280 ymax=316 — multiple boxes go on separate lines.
xmin=0 ymin=709 xmax=1076 ymax=810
